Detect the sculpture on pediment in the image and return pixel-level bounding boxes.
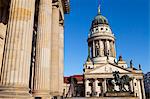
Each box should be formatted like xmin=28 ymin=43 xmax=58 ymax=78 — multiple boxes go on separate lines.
xmin=112 ymin=71 xmax=130 ymax=92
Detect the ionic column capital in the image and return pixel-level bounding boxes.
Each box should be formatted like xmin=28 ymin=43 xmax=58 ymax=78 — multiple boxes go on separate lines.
xmin=59 ymin=19 xmax=64 ymax=26
xmin=52 ymin=0 xmax=59 ymax=8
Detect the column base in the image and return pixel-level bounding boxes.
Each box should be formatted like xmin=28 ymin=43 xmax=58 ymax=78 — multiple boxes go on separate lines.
xmin=0 ymin=85 xmax=32 ymax=99
xmin=32 ymin=90 xmax=51 ymax=99
xmin=50 ymin=92 xmax=64 ymax=99
xmin=50 ymin=92 xmax=62 ymax=96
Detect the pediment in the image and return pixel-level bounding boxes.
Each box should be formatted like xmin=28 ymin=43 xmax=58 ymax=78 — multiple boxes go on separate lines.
xmin=89 ymin=63 xmax=131 ymax=74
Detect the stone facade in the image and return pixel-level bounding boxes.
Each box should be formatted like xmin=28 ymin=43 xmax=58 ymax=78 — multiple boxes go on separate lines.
xmin=84 ymin=4 xmax=145 ymax=99
xmin=0 ymin=0 xmax=70 ymax=98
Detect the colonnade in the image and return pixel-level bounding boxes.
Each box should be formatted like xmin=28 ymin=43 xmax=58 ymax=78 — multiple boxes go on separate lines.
xmin=85 ymin=78 xmax=145 ymax=98
xmin=85 ymin=78 xmax=106 ymax=97
xmin=91 ymin=39 xmax=116 ymax=58
xmin=0 ymin=0 xmax=66 ymax=98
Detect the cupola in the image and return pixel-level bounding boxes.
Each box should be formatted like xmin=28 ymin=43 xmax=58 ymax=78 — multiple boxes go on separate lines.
xmin=91 ymin=5 xmax=108 ymax=28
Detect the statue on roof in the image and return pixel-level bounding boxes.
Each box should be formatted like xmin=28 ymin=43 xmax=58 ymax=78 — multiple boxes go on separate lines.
xmin=118 ymin=55 xmax=123 ymax=61
xmin=139 ymin=64 xmax=141 ymax=70
xmin=130 ymin=60 xmax=133 ymax=68
xmin=87 ymin=47 xmax=91 ymax=62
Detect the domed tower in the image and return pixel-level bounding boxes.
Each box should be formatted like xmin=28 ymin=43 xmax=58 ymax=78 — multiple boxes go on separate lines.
xmin=87 ymin=5 xmax=116 ymax=64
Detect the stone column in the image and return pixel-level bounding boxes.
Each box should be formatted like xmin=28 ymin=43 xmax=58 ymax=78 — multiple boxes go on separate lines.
xmin=58 ymin=20 xmax=64 ymax=96
xmin=50 ymin=1 xmax=60 ymax=97
xmin=0 ymin=23 xmax=7 ymax=69
xmin=98 ymin=40 xmax=101 ymax=57
xmin=0 ymin=0 xmax=35 ymax=98
xmin=106 ymin=40 xmax=110 ymax=56
xmin=133 ymin=78 xmax=138 ymax=97
xmin=113 ymin=41 xmax=116 ymax=57
xmin=137 ymin=79 xmax=142 ymax=99
xmin=129 ymin=80 xmax=134 ymax=92
xmin=110 ymin=41 xmax=115 ymax=57
xmin=93 ymin=79 xmax=96 ymax=96
xmin=32 ymin=0 xmax=52 ymax=98
xmin=99 ymin=40 xmax=104 ymax=56
xmin=92 ymin=40 xmax=95 ymax=57
xmin=109 ymin=41 xmax=113 ymax=57
xmin=141 ymin=79 xmax=146 ymax=99
xmin=104 ymin=40 xmax=107 ymax=56
xmin=85 ymin=79 xmax=91 ymax=97
xmin=103 ymin=79 xmax=107 ymax=93
xmin=94 ymin=79 xmax=100 ymax=97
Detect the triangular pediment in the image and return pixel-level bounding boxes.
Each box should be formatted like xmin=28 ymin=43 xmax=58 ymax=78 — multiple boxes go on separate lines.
xmin=89 ymin=63 xmax=131 ymax=74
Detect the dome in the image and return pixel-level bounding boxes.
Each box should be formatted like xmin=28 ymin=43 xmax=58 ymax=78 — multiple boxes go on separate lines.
xmin=91 ymin=5 xmax=109 ymax=28
xmin=91 ymin=14 xmax=108 ymax=28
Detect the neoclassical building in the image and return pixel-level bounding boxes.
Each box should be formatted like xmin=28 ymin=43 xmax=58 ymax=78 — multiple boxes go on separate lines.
xmin=84 ymin=4 xmax=146 ymax=99
xmin=0 ymin=0 xmax=70 ymax=98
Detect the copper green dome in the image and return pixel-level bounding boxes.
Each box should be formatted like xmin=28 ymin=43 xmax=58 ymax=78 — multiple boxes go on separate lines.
xmin=91 ymin=5 xmax=109 ymax=28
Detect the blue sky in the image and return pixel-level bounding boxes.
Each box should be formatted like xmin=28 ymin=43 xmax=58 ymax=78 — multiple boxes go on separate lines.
xmin=64 ymin=0 xmax=149 ymax=76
